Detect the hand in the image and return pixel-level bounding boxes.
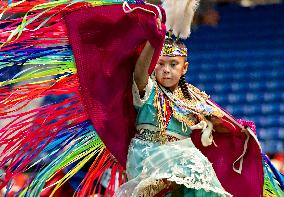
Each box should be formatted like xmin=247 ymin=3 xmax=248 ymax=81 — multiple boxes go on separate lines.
xmin=210 ymin=117 xmax=231 ymax=133
xmin=140 ymin=15 xmax=166 ymax=48
xmin=156 ymin=18 xmax=162 ymax=30
xmin=210 ymin=116 xmax=222 ymax=125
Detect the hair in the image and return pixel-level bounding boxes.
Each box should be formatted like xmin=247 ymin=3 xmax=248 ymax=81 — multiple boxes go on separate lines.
xmin=178 ymin=74 xmax=192 ymax=100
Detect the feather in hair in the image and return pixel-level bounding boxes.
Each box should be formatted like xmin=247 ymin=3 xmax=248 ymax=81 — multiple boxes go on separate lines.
xmin=162 ymin=0 xmax=177 ymax=32
xmin=162 ymin=0 xmax=200 ymax=39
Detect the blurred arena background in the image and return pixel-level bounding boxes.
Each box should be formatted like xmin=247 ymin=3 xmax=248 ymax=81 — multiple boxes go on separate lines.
xmin=185 ymin=0 xmax=284 ymax=173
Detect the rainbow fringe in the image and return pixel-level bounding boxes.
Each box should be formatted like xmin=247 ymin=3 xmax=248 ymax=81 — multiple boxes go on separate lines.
xmin=263 ymin=154 xmax=284 ymax=197
xmin=0 ymin=0 xmax=139 ymax=196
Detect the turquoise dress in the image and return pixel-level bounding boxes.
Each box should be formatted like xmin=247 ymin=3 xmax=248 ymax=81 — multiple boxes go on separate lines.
xmin=115 ymin=78 xmax=231 ymax=197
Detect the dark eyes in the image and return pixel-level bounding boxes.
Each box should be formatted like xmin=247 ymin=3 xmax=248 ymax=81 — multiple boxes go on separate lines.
xmin=157 ymin=62 xmax=179 ymax=67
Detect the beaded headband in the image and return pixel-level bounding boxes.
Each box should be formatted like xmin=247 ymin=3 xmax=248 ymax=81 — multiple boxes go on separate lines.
xmin=161 ymin=36 xmax=188 ymax=57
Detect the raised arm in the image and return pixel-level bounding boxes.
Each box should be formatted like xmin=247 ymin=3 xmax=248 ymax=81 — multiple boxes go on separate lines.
xmin=134 ymin=18 xmax=161 ymax=96
xmin=134 ymin=41 xmax=155 ymax=96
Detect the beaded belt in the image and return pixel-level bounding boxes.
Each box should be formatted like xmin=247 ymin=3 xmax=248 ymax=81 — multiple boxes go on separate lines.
xmin=136 ymin=128 xmax=181 ymax=143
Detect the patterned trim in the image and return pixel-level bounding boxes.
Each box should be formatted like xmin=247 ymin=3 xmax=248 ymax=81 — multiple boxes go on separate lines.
xmin=136 ymin=124 xmax=187 ymax=140
xmin=135 ymin=179 xmax=171 ymax=196
xmin=187 ymin=84 xmax=210 ymax=101
xmin=136 ymin=128 xmax=181 ymax=143
xmin=161 ymin=42 xmax=187 ymax=57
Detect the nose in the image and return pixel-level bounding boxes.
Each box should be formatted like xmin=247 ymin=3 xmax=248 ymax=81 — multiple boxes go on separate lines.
xmin=163 ymin=64 xmax=170 ymax=73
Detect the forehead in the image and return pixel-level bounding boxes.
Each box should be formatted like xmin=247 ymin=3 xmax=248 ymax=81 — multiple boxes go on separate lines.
xmin=158 ymin=55 xmax=186 ymax=62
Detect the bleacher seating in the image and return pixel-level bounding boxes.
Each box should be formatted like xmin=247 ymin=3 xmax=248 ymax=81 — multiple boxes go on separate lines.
xmin=186 ymin=3 xmax=284 ymax=153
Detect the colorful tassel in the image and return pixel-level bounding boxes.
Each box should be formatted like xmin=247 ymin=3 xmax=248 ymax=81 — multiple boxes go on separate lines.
xmin=0 ymin=1 xmax=136 ymax=196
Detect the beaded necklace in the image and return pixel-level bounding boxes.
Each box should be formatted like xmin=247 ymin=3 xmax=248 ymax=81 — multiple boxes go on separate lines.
xmin=154 ymin=83 xmax=223 ymax=144
xmin=154 ymin=86 xmax=173 ymax=144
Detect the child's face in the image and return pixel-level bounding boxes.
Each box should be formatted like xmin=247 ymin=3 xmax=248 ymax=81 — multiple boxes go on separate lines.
xmin=155 ymin=55 xmax=188 ymax=92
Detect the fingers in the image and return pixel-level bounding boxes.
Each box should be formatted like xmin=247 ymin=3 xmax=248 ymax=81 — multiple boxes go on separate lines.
xmin=156 ymin=18 xmax=162 ymax=30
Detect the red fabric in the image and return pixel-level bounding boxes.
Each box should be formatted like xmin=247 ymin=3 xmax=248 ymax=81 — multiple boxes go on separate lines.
xmin=191 ymin=103 xmax=263 ymax=197
xmin=64 ymin=4 xmax=166 ymax=167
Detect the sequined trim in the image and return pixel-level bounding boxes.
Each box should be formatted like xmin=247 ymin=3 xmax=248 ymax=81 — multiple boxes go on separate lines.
xmin=136 ymin=127 xmax=183 ymax=143
xmin=136 ymin=179 xmax=171 ymax=197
